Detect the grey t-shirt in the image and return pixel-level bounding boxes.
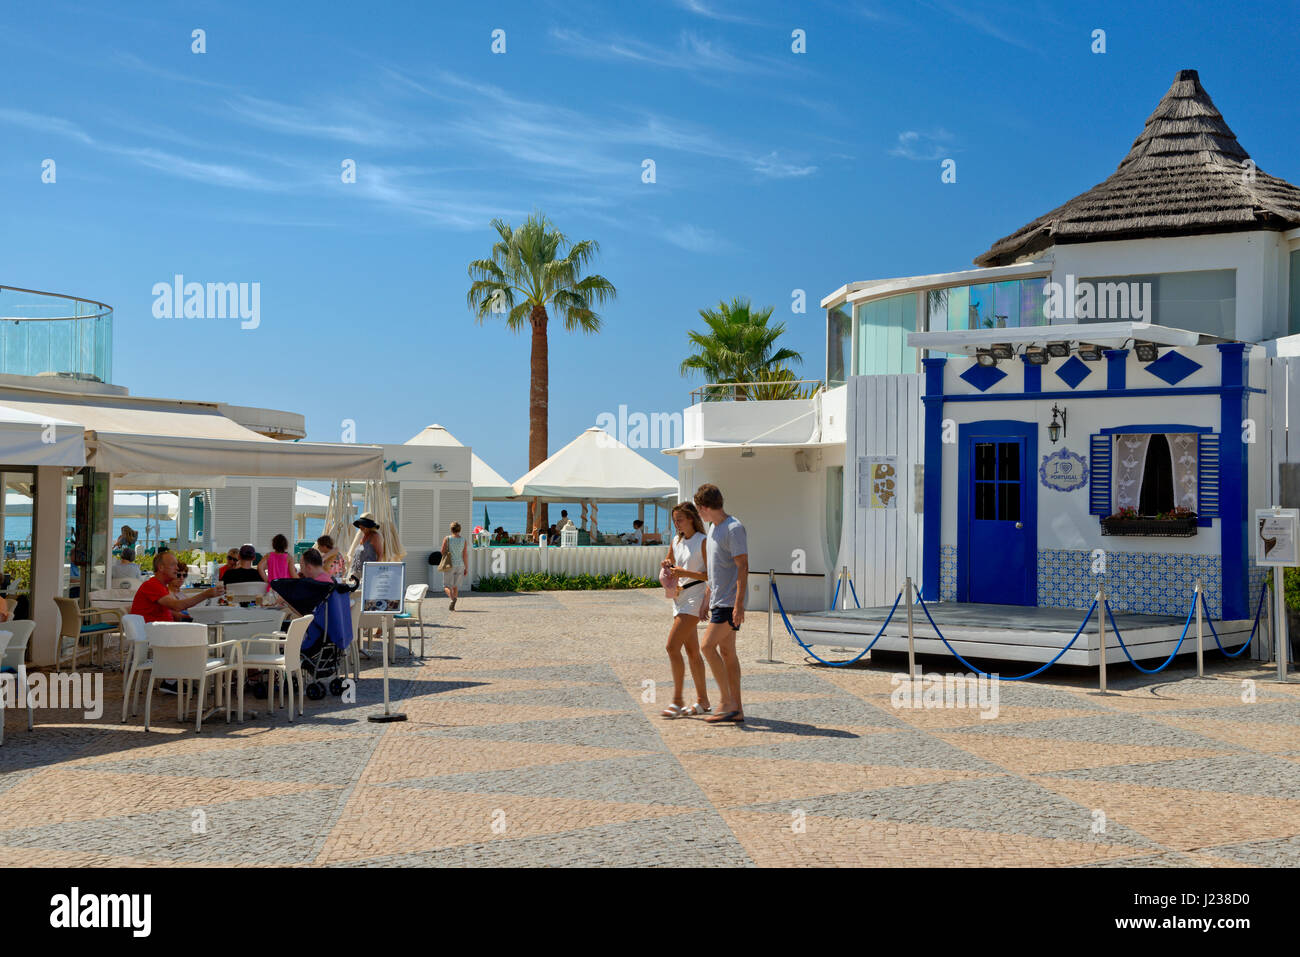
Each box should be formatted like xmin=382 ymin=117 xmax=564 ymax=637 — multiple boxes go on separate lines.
xmin=706 ymin=515 xmax=748 ymax=609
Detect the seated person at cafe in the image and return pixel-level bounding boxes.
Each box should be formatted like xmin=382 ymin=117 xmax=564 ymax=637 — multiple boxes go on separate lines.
xmin=112 ymin=548 xmax=143 ymax=583
xmin=222 ymin=544 xmax=264 ymax=585
xmin=130 ymin=551 xmax=223 ymax=624
xmin=556 ymin=510 xmax=575 ymax=532
xmin=218 ymin=547 xmax=239 ymax=580
xmin=621 ymin=519 xmax=645 ymax=545
xmin=298 ymin=547 xmax=333 ymax=583
xmin=168 ymin=561 xmax=189 ymax=595
xmin=547 ymin=524 xmax=561 ymax=545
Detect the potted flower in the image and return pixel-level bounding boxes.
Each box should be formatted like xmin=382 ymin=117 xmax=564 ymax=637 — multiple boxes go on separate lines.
xmin=1101 ymin=505 xmax=1198 ymax=537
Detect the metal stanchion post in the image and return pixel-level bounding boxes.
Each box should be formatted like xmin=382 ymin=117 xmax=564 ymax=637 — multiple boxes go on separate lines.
xmin=832 ymin=565 xmax=852 ymax=653
xmin=1097 ymin=581 xmax=1107 ymax=694
xmin=1276 ymin=564 xmax=1289 ymax=683
xmin=1195 ymin=578 xmax=1204 ymax=679
xmin=756 ymin=569 xmax=783 ymax=664
xmin=905 ymin=576 xmax=917 ymax=682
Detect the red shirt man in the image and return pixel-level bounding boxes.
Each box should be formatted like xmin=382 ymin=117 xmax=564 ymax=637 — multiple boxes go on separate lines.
xmin=130 ymin=552 xmax=224 ymax=623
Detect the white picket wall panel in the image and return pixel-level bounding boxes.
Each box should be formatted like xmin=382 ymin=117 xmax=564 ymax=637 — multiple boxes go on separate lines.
xmin=841 ymin=374 xmax=924 ymax=607
xmin=208 ymin=486 xmax=251 ymax=553
xmin=255 ymin=485 xmax=294 ymax=546
xmin=466 ymin=544 xmax=664 ymax=586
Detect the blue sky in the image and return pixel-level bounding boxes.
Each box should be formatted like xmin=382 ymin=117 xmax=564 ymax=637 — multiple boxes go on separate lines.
xmin=2 ymin=0 xmax=1298 ymax=480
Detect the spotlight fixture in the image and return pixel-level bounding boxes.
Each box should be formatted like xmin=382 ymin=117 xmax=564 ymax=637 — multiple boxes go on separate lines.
xmin=1024 ymin=348 xmax=1050 ymax=365
xmin=1134 ymin=341 xmax=1160 ymax=363
xmin=740 ymin=446 xmax=755 ymax=458
xmin=990 ymin=343 xmax=1014 ymax=360
xmin=975 ymin=350 xmax=998 ymax=368
xmin=1047 ymin=404 xmax=1067 ymax=444
xmin=1046 ymin=341 xmax=1070 ymax=358
xmin=1076 ymin=343 xmax=1104 ymax=361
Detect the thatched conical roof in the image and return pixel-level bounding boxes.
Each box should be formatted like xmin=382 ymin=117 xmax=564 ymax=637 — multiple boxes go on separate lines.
xmin=975 ymin=70 xmax=1300 ymax=267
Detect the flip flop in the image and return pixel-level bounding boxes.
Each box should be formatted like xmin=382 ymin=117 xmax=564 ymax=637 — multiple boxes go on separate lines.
xmin=661 ymin=703 xmax=687 ymax=718
xmin=682 ymin=702 xmax=712 ymax=716
xmin=705 ymin=710 xmax=744 ymax=724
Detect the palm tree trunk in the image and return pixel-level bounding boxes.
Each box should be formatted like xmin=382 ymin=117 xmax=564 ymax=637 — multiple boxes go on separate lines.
xmin=528 ymin=304 xmax=550 ymax=533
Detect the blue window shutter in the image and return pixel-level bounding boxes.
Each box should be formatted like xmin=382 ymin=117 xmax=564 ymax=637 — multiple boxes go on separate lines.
xmin=1089 ymin=434 xmax=1111 ymax=516
xmin=1198 ymin=433 xmax=1220 ymax=518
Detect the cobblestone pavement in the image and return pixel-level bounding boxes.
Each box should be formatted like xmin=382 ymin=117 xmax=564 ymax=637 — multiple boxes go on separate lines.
xmin=2 ymin=589 xmax=1298 ymax=867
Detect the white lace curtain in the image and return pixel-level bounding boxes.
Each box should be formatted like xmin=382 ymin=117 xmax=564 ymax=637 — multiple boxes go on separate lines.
xmin=1113 ymin=432 xmax=1198 ymax=512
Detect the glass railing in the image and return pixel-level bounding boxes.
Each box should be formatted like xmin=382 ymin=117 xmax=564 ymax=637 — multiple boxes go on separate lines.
xmin=0 ymin=286 xmax=113 ymax=382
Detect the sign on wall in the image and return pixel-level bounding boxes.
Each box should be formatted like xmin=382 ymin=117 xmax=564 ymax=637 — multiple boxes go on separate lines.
xmin=1039 ymin=448 xmax=1088 ymax=493
xmin=857 ymin=456 xmax=898 ymax=509
xmin=1256 ymin=508 xmax=1300 ymax=566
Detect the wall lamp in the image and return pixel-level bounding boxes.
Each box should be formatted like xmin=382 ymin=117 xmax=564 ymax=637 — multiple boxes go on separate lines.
xmin=1134 ymin=341 xmax=1160 ymax=362
xmin=1076 ymin=343 xmax=1104 ymax=361
xmin=1046 ymin=341 xmax=1070 ymax=358
xmin=1047 ymin=404 xmax=1067 ymax=444
xmin=1024 ymin=347 xmax=1050 ymax=365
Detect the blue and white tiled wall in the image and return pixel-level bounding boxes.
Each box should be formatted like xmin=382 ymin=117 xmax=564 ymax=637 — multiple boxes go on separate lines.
xmin=937 ymin=544 xmax=1267 ymax=621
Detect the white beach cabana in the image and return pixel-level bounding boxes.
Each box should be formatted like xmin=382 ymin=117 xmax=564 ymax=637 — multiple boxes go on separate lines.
xmin=511 ymin=426 xmax=678 ymax=537
xmin=405 ymin=424 xmax=516 ymax=500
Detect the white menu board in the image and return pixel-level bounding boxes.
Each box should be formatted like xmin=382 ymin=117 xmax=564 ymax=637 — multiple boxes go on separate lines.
xmin=1256 ymin=508 xmax=1300 ymax=566
xmin=361 ymin=562 xmax=406 ymax=612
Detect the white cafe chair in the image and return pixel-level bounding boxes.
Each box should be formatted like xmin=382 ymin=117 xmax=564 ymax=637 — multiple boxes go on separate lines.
xmin=119 ymin=614 xmax=152 ymax=722
xmin=244 ymin=615 xmax=311 ymax=722
xmin=224 ymin=581 xmax=269 ymax=604
xmin=141 ymin=622 xmax=240 ymax=733
xmin=0 ymin=621 xmax=36 ymax=743
xmin=391 ymin=584 xmax=431 ymax=658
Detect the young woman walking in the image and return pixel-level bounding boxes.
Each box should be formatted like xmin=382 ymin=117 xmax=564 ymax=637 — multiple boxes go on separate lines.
xmin=441 ymin=521 xmax=468 ymax=610
xmin=659 ymin=502 xmax=712 ymax=718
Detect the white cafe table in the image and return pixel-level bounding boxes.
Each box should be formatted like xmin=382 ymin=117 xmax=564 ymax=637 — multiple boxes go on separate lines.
xmin=187 ymin=604 xmax=287 ymax=720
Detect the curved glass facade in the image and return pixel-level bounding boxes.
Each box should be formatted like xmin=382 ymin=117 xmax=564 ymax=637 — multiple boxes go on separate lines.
xmin=0 ymin=287 xmax=112 ymax=382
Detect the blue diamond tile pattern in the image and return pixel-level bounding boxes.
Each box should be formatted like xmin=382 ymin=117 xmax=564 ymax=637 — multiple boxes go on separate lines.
xmin=1143 ymin=350 xmax=1202 ymax=386
xmin=1054 ymin=355 xmax=1092 ymax=389
xmin=959 ymin=363 xmax=1008 ymax=392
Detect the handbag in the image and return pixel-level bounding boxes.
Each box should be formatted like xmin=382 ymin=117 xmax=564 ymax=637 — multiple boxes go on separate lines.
xmin=659 ymin=565 xmax=678 ymax=599
xmin=438 ymin=539 xmax=453 ymax=572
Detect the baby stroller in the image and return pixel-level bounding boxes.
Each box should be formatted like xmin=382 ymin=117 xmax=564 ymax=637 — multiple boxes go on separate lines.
xmin=268 ymin=578 xmax=359 ymax=701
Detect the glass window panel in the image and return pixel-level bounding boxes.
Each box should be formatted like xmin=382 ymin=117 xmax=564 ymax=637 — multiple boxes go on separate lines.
xmin=1291 ymin=251 xmax=1300 ymax=337
xmin=947 ymin=286 xmax=970 ymax=332
xmin=997 ymin=442 xmax=1020 ymax=480
xmin=827 ymin=304 xmax=851 ymax=384
xmin=1020 ymin=277 xmax=1048 ymax=327
xmin=1080 ymin=270 xmax=1235 ymax=337
xmin=975 ymin=442 xmax=995 ymax=480
xmin=999 ymin=482 xmax=1021 ymax=521
xmin=994 ymin=281 xmax=1019 ymax=328
xmin=968 ymin=283 xmax=998 ymax=329
xmin=855 ymin=293 xmax=917 ymax=375
xmin=975 ymin=482 xmax=996 ymax=520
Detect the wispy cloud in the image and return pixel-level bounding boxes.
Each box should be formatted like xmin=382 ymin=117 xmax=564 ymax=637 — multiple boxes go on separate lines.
xmin=919 ymin=0 xmax=1041 ymax=52
xmin=672 ymin=0 xmax=761 ymax=25
xmin=753 ymin=152 xmax=817 ymax=179
xmin=0 ymin=108 xmax=96 ymax=145
xmin=659 ymin=223 xmax=732 ymax=253
xmin=889 ymin=129 xmax=956 ymax=162
xmin=549 ymin=27 xmax=778 ymax=76
xmin=225 ymin=95 xmax=421 ymax=147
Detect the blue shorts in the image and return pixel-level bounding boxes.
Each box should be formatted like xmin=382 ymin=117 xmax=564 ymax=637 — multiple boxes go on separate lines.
xmin=708 ymin=606 xmax=740 ymax=629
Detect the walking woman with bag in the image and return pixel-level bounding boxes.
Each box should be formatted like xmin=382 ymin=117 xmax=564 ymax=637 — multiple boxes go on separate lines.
xmin=440 ymin=521 xmax=468 ymax=611
xmin=658 ymin=502 xmax=712 ymax=718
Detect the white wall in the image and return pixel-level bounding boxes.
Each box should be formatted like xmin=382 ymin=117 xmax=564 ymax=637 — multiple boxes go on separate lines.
xmin=28 ymin=465 xmax=66 ymax=666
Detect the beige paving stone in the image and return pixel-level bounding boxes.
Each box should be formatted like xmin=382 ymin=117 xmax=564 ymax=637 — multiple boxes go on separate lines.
xmin=718 ymin=809 xmax=1140 ymax=867
xmin=675 ymin=753 xmax=988 ymax=807
xmin=1146 ymin=715 xmax=1300 ymax=753
xmin=933 ymin=733 xmax=1235 ymax=775
xmin=1033 ymin=777 xmax=1300 ymax=850
xmin=0 ymin=769 xmax=325 ymax=830
xmin=396 ymin=700 xmax=622 ymax=727
xmin=315 ymin=785 xmax=699 ymax=862
xmin=888 ymin=705 xmax=1099 ymax=729
xmin=357 ymin=736 xmax=650 ymax=784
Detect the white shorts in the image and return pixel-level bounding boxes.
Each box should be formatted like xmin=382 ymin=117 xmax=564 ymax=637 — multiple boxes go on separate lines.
xmin=672 ymin=583 xmax=706 ymax=618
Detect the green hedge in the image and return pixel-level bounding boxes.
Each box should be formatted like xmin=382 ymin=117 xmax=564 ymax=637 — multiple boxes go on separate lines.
xmin=474 ymin=571 xmax=657 ymax=592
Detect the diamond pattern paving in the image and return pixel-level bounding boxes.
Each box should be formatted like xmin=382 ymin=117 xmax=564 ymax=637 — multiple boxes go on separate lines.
xmin=3 ymin=588 xmax=1300 ymax=866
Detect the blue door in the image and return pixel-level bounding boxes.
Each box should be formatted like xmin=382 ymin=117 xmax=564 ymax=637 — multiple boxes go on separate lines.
xmin=959 ymin=423 xmax=1036 ymax=605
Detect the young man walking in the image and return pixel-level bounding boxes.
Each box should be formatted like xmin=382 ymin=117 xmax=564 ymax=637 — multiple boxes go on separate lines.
xmin=694 ymin=483 xmax=747 ymax=724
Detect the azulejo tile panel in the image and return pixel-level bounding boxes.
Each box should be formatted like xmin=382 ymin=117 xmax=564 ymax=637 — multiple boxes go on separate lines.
xmin=1035 ymin=549 xmax=1229 ymax=618
xmin=940 ymin=545 xmax=957 ymax=602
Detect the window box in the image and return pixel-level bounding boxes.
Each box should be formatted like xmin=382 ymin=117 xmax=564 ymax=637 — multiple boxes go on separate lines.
xmin=1099 ymin=515 xmax=1199 ymax=537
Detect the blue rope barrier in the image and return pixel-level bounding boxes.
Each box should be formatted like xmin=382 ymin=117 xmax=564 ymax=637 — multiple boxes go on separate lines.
xmin=848 ymin=579 xmax=861 ymax=609
xmin=830 ymin=578 xmax=841 ymax=611
xmin=771 ymin=581 xmax=901 ymax=667
xmin=1103 ymin=595 xmax=1194 ymax=674
xmin=914 ymin=592 xmax=1096 ymax=681
xmin=1201 ymin=582 xmax=1266 ymax=658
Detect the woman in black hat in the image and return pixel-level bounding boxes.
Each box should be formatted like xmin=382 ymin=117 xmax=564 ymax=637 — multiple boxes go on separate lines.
xmin=348 ymin=513 xmax=384 ymax=581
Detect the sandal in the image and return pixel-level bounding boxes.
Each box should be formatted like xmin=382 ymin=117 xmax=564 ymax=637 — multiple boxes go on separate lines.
xmin=705 ymin=710 xmax=744 ymax=724
xmin=682 ymin=702 xmax=712 ymax=716
xmin=660 ymin=703 xmax=687 ymax=718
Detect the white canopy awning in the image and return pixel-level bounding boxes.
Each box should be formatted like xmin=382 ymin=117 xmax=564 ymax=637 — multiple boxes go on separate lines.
xmin=0 ymin=404 xmax=85 ymax=468
xmin=293 ymin=485 xmax=330 ymax=517
xmin=906 ymin=321 xmax=1209 ymax=355
xmin=0 ymin=390 xmax=383 ymax=484
xmin=405 ymin=423 xmax=516 ymax=499
xmin=512 ymin=427 xmax=678 ymax=502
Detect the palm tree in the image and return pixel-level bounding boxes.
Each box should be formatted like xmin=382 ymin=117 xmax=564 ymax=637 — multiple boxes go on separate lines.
xmin=679 ymin=297 xmax=804 ymax=400
xmin=466 ymin=212 xmax=616 ymax=531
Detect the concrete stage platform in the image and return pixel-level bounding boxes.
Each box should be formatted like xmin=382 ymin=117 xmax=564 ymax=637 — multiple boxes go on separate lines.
xmin=784 ymin=601 xmax=1257 ymax=667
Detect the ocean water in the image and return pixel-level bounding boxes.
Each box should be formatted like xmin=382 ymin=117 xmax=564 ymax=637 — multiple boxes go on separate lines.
xmin=1 ymin=500 xmax=669 ymax=548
